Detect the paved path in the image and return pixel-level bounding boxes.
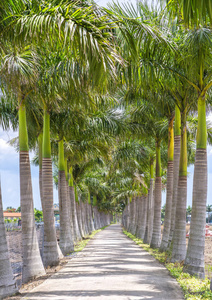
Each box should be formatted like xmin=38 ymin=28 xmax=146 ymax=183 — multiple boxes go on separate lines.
xmin=23 ymin=225 xmax=184 ymax=300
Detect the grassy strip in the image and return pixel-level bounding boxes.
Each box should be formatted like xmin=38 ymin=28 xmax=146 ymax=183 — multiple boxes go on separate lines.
xmin=74 ymin=226 xmax=108 ymax=252
xmin=123 ymin=229 xmax=212 ymax=300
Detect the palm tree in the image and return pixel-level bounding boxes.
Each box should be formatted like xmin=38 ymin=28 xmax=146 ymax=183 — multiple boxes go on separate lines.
xmin=0 ymin=44 xmax=46 ymax=282
xmin=182 ymin=28 xmax=212 ymax=279
xmin=164 ymin=0 xmax=212 ymax=278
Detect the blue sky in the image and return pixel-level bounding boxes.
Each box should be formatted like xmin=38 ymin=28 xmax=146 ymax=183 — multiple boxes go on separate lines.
xmin=0 ymin=129 xmax=58 ymax=210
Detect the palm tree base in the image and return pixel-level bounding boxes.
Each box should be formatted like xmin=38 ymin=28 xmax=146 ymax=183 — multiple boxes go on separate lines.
xmin=184 ymin=148 xmax=207 ymax=280
xmin=183 ymin=264 xmax=205 ymax=279
xmin=159 ymin=240 xmax=169 ymax=252
xmin=20 ymin=151 xmax=46 ymax=283
xmin=0 ymin=184 xmax=18 ymax=298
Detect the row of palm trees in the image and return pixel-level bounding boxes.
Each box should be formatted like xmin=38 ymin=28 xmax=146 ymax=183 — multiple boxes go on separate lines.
xmin=0 ymin=0 xmax=212 ymax=298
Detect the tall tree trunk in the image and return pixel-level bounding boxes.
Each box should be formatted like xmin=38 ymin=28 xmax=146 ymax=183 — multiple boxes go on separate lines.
xmin=143 ymin=192 xmax=149 ymax=244
xmin=145 ymin=159 xmax=154 ymax=244
xmin=69 ymin=167 xmax=81 ymax=241
xmin=169 ymin=106 xmax=181 ymax=245
xmin=58 ymin=140 xmax=74 ymax=255
xmin=87 ymin=192 xmax=94 ymax=233
xmin=137 ymin=196 xmax=148 ymax=240
xmin=126 ymin=198 xmax=130 ymax=231
xmin=151 ymin=139 xmax=162 ymax=248
xmin=171 ymin=110 xmax=187 ymax=262
xmin=129 ymin=197 xmax=136 ymax=234
xmin=75 ymin=186 xmax=84 ymax=238
xmin=160 ymin=118 xmax=174 ymax=251
xmin=38 ymin=133 xmax=43 ymax=206
xmin=135 ymin=197 xmax=141 ymax=237
xmin=93 ymin=195 xmax=98 ymax=229
xmin=19 ymin=101 xmax=45 ymax=283
xmin=184 ymin=97 xmax=207 ymax=278
xmin=0 ymin=183 xmax=18 ymax=298
xmin=66 ymin=179 xmax=75 ymax=241
xmin=42 ymin=109 xmax=62 ymax=267
xmin=81 ymin=201 xmax=86 ymax=235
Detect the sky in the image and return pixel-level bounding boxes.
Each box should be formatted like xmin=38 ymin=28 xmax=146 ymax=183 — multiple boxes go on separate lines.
xmin=0 ymin=129 xmax=58 ymax=210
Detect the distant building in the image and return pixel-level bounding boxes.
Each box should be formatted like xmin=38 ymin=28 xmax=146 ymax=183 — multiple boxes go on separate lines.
xmin=53 ymin=203 xmax=60 ymax=222
xmin=3 ymin=212 xmax=21 ymax=220
xmin=187 ymin=215 xmax=191 ymax=223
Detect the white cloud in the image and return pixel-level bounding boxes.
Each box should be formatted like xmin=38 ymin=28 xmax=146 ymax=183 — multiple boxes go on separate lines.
xmin=0 ymin=127 xmax=58 ymax=210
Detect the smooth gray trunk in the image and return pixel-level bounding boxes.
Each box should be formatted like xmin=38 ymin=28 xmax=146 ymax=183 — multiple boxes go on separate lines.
xmin=137 ymin=196 xmax=148 ymax=240
xmin=169 ymin=136 xmax=181 ymax=245
xmin=42 ymin=158 xmax=62 ymax=267
xmin=129 ymin=198 xmax=136 ymax=234
xmin=59 ymin=170 xmax=74 ymax=255
xmin=76 ymin=200 xmax=84 ymax=238
xmin=20 ymin=152 xmax=45 ymax=282
xmin=69 ymin=186 xmax=81 ymax=241
xmin=160 ymin=161 xmax=174 ymax=251
xmin=146 ymin=180 xmax=154 ymax=244
xmin=151 ymin=177 xmax=162 ymax=248
xmin=0 ymin=183 xmax=18 ymax=298
xmin=87 ymin=203 xmax=94 ymax=233
xmin=126 ymin=199 xmax=130 ymax=230
xmin=184 ymin=149 xmax=207 ymax=278
xmin=171 ymin=176 xmax=187 ymax=262
xmin=67 ymin=182 xmax=75 ymax=242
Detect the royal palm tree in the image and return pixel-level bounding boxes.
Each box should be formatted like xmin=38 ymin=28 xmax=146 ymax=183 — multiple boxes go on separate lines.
xmin=0 ymin=44 xmax=46 ymax=282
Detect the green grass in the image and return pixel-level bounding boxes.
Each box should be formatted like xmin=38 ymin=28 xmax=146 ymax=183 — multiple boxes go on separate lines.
xmin=74 ymin=226 xmax=108 ymax=252
xmin=123 ymin=229 xmax=212 ymax=300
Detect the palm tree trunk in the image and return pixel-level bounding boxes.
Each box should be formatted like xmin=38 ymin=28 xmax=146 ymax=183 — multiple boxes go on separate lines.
xmin=184 ymin=97 xmax=207 ymax=278
xmin=75 ymin=187 xmax=85 ymax=238
xmin=160 ymin=118 xmax=174 ymax=251
xmin=88 ymin=204 xmax=95 ymax=232
xmin=143 ymin=192 xmax=149 ymax=244
xmin=58 ymin=140 xmax=74 ymax=255
xmin=129 ymin=197 xmax=136 ymax=234
xmin=145 ymin=159 xmax=154 ymax=244
xmin=19 ymin=101 xmax=45 ymax=282
xmin=87 ymin=193 xmax=94 ymax=233
xmin=0 ymin=183 xmax=18 ymax=298
xmin=69 ymin=167 xmax=81 ymax=241
xmin=126 ymin=198 xmax=130 ymax=230
xmin=169 ymin=106 xmax=181 ymax=245
xmin=93 ymin=195 xmax=98 ymax=229
xmin=69 ymin=185 xmax=80 ymax=241
xmin=38 ymin=133 xmax=43 ymax=206
xmin=42 ymin=109 xmax=62 ymax=267
xmin=171 ymin=112 xmax=187 ymax=262
xmin=151 ymin=139 xmax=162 ymax=248
xmin=137 ymin=196 xmax=148 ymax=240
xmin=66 ymin=180 xmax=75 ymax=241
xmin=135 ymin=197 xmax=141 ymax=236
xmin=81 ymin=201 xmax=87 ymax=235
xmin=97 ymin=209 xmax=101 ymax=229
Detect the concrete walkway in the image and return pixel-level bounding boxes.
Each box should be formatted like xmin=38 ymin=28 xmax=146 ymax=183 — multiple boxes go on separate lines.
xmin=23 ymin=225 xmax=184 ymax=300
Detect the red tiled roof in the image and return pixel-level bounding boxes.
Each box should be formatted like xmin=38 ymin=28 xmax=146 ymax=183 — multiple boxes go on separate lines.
xmin=3 ymin=212 xmax=21 ymax=217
